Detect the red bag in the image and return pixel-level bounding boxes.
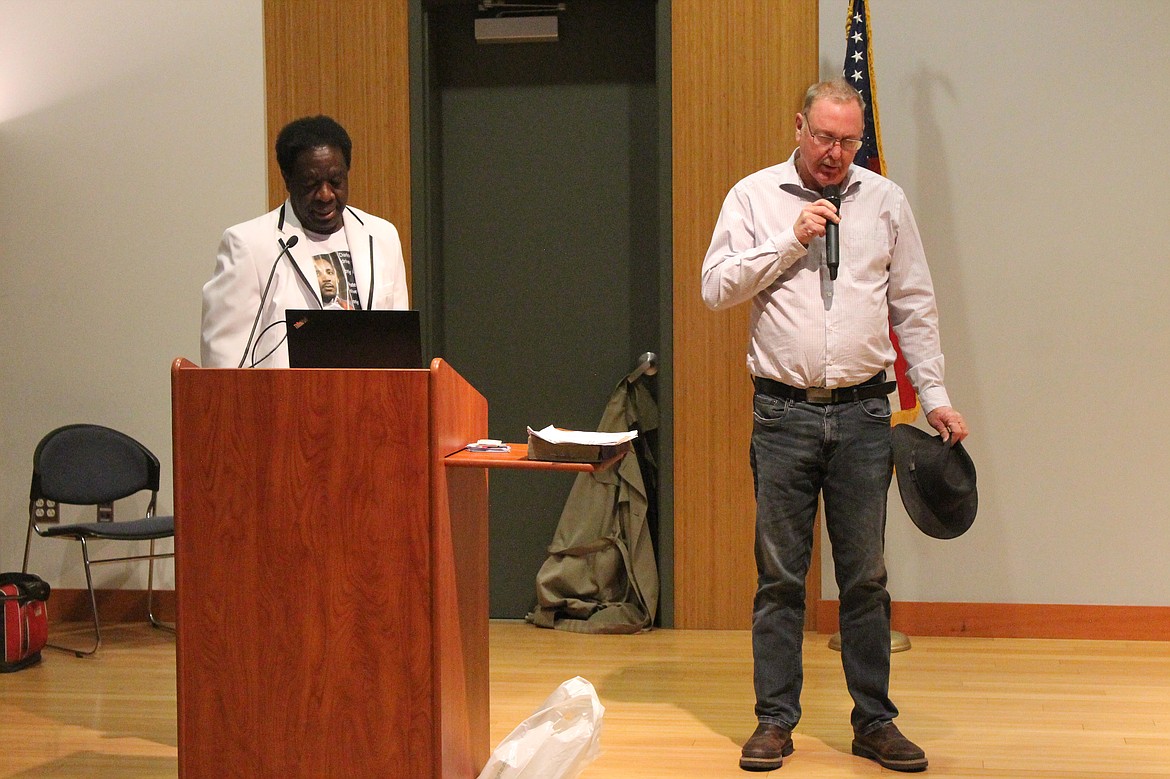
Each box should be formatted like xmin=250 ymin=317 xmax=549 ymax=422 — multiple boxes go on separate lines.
xmin=1 ymin=572 xmax=50 ymax=672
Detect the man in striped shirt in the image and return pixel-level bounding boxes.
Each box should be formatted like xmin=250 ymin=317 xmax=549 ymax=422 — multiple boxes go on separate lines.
xmin=702 ymin=78 xmax=967 ymax=773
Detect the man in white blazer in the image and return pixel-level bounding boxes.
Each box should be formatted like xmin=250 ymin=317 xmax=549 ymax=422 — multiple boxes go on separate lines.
xmin=201 ymin=115 xmax=409 ymax=368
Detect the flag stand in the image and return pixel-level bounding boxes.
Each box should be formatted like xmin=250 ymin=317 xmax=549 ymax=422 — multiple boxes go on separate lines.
xmin=828 ymin=630 xmax=912 ymax=654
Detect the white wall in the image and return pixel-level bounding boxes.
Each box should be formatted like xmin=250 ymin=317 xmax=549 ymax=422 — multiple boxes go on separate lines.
xmin=4 ymin=1 xmax=1168 ymax=610
xmin=819 ymin=0 xmax=1170 ymax=605
xmin=0 ymin=1 xmax=265 ymax=588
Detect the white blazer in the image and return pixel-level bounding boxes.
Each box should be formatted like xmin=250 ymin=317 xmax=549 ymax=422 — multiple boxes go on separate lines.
xmin=200 ymin=201 xmax=409 ymax=368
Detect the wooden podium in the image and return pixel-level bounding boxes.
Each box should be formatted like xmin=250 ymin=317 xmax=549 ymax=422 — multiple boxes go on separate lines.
xmin=171 ymin=358 xmax=490 ymax=778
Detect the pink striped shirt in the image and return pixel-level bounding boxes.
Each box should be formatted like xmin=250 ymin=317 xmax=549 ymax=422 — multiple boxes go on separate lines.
xmin=701 ymin=153 xmax=951 ymax=414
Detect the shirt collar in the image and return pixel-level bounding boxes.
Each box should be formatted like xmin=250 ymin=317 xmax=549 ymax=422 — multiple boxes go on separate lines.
xmin=279 ymin=199 xmax=359 ymax=243
xmin=780 ymin=150 xmax=862 ymax=200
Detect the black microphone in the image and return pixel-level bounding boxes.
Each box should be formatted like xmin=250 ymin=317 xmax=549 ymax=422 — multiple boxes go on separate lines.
xmin=823 ymin=184 xmax=841 ymax=281
xmin=237 ymin=234 xmax=299 ymax=368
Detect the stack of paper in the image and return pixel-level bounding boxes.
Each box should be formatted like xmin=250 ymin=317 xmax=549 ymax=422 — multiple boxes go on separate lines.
xmin=465 ymin=439 xmax=511 ymax=453
xmin=526 ymin=426 xmax=637 ymax=463
xmin=526 ymin=426 xmax=638 ymax=446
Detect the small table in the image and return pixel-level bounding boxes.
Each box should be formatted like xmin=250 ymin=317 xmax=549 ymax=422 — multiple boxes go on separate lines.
xmin=443 ymin=443 xmax=624 ymax=472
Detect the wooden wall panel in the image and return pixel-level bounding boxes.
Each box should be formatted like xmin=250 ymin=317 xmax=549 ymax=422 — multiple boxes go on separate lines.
xmin=264 ymin=1 xmax=413 ymax=288
xmin=671 ymin=1 xmax=818 ymax=628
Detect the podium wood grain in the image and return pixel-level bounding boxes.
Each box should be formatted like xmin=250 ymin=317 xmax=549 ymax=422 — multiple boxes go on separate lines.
xmin=429 ymin=358 xmax=490 ymax=778
xmin=171 ymin=358 xmax=488 ymax=778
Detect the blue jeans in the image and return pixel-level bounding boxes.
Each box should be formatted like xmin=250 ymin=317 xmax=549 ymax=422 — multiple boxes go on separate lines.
xmin=749 ymin=388 xmax=898 ymax=735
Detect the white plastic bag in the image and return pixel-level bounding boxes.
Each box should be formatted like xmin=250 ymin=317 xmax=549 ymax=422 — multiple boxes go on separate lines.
xmin=477 ymin=676 xmax=605 ymax=779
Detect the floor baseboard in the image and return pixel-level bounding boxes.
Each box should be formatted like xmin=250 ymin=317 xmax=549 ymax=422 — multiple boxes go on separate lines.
xmin=817 ymin=599 xmax=1170 ymax=640
xmin=48 ymin=588 xmax=176 ymax=625
xmin=48 ymin=589 xmax=1170 ymax=640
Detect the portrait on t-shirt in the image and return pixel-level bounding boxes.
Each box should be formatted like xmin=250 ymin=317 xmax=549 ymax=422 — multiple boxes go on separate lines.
xmin=313 ymin=253 xmax=354 ymax=310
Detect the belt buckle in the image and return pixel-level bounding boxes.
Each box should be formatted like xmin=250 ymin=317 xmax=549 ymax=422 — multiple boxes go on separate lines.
xmin=805 ymin=387 xmax=833 ymax=404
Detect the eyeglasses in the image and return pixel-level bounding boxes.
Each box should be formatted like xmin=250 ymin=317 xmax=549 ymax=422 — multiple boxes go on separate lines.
xmin=802 ymin=115 xmax=864 ymax=152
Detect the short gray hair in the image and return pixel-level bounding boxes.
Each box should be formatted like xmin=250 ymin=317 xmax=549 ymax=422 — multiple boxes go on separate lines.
xmin=802 ymin=78 xmax=866 ymax=116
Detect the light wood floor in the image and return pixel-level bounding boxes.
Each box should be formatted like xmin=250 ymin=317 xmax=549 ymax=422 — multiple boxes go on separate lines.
xmin=3 ymin=621 xmax=1170 ymax=778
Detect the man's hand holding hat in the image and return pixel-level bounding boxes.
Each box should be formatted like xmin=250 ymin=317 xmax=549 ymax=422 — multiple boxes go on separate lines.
xmin=926 ymin=405 xmax=968 ymax=445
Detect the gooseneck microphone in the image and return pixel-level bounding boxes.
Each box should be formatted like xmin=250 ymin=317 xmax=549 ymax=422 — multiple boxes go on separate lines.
xmin=823 ymin=184 xmax=841 ymax=281
xmin=237 ymin=234 xmax=299 ymax=368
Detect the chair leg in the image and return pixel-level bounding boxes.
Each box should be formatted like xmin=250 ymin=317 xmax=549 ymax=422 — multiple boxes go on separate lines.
xmin=146 ymin=540 xmax=175 ymax=633
xmin=22 ymin=516 xmax=36 ymax=573
xmin=47 ymin=537 xmax=102 ymax=657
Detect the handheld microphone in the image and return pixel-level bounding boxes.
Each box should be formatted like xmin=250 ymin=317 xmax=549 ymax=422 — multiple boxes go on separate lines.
xmin=237 ymin=234 xmax=299 ymax=368
xmin=823 ymin=185 xmax=841 ymax=281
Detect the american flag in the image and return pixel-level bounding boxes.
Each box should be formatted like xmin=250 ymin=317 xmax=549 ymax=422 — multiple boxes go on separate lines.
xmin=842 ymin=0 xmax=919 ymax=421
xmin=843 ymin=0 xmax=885 ymax=175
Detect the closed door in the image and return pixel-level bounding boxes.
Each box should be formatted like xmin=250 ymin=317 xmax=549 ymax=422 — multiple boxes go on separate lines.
xmin=419 ymin=0 xmax=661 ymax=617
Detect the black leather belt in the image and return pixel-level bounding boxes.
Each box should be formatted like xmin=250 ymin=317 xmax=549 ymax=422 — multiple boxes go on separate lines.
xmin=753 ymin=374 xmax=896 ymax=405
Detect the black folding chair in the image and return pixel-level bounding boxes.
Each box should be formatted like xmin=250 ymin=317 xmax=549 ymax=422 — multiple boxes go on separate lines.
xmin=24 ymin=424 xmax=175 ymax=656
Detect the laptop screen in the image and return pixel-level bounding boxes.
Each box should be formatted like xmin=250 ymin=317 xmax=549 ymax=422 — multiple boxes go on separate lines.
xmin=285 ymin=309 xmax=424 ymax=369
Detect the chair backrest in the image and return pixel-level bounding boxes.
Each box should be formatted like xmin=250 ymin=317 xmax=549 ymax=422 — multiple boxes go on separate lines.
xmin=30 ymin=424 xmax=161 ymax=506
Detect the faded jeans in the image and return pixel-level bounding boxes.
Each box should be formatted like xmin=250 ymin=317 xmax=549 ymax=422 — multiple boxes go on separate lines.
xmin=749 ymin=387 xmax=898 ymax=735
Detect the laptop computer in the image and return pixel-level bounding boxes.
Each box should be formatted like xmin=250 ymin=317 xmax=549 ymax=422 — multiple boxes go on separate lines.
xmin=285 ymin=309 xmax=424 ymax=369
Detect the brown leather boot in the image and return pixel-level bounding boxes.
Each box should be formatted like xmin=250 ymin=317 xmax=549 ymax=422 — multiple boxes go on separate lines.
xmin=739 ymin=723 xmax=794 ymax=771
xmin=851 ymin=721 xmax=928 ymax=772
